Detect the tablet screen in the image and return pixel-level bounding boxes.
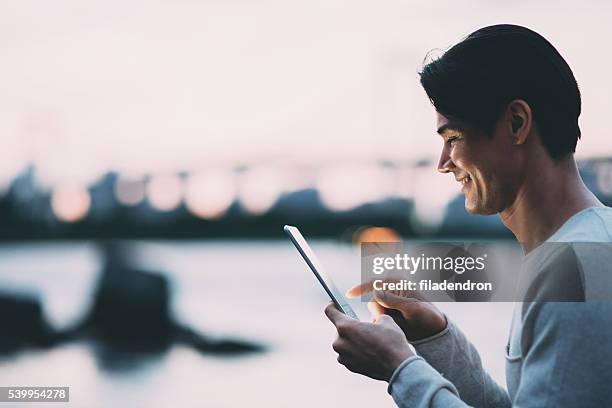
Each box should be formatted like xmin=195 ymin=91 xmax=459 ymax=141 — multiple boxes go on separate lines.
xmin=284 ymin=225 xmax=358 ymax=320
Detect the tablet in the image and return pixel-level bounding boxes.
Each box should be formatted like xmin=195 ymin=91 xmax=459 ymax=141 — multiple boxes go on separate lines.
xmin=284 ymin=225 xmax=359 ymax=320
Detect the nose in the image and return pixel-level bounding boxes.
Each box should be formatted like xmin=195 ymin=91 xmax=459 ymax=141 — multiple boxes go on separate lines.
xmin=437 ymin=146 xmax=455 ymax=174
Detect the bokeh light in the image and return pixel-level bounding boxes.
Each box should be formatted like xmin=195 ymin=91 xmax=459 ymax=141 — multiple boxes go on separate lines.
xmin=316 ymin=165 xmax=396 ymax=212
xmin=115 ymin=175 xmax=146 ymax=206
xmin=353 ymin=226 xmax=401 ymax=245
xmin=184 ymin=171 xmax=236 ymax=219
xmin=51 ymin=184 xmax=91 ymax=222
xmin=238 ymin=167 xmax=284 ymax=215
xmin=146 ymin=175 xmax=184 ymax=212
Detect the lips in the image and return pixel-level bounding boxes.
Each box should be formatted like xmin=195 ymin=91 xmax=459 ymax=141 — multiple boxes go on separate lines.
xmin=456 ymin=174 xmax=471 ymax=192
xmin=456 ymin=174 xmax=471 ymax=185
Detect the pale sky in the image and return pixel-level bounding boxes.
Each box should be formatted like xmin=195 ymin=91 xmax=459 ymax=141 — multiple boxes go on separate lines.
xmin=1 ymin=0 xmax=611 ymax=188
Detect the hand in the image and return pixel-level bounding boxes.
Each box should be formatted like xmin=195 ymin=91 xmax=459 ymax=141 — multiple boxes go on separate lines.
xmin=347 ymin=281 xmax=447 ymax=341
xmin=324 ymin=302 xmax=414 ymax=382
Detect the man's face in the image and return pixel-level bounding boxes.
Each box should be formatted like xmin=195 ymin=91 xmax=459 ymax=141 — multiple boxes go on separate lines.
xmin=435 ymin=112 xmax=519 ymax=215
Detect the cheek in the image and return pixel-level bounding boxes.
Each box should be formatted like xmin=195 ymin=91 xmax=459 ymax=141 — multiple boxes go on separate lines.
xmin=453 ymin=142 xmax=498 ymax=178
xmin=449 ymin=146 xmax=466 ymax=166
xmin=450 ymin=146 xmax=476 ymax=171
xmin=472 ymin=163 xmax=515 ymax=203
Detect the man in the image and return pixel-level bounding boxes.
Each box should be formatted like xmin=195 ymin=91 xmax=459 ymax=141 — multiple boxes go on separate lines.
xmin=324 ymin=24 xmax=612 ymax=407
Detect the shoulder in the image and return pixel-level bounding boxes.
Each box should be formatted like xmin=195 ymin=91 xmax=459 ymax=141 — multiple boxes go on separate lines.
xmin=549 ymin=206 xmax=612 ymax=242
xmin=519 ymin=241 xmax=612 ymax=354
xmin=522 ymin=243 xmax=585 ymax=305
xmin=522 ymin=239 xmax=612 ymax=304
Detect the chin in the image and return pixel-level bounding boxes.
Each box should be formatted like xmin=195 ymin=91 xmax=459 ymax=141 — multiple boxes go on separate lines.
xmin=464 ymin=204 xmax=482 ymax=215
xmin=464 ymin=200 xmax=498 ymax=215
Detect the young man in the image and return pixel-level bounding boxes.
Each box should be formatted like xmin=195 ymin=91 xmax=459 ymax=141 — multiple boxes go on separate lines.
xmin=324 ymin=24 xmax=612 ymax=407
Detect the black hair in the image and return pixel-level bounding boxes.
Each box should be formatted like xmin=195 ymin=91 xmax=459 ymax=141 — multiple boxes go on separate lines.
xmin=420 ymin=24 xmax=581 ymax=160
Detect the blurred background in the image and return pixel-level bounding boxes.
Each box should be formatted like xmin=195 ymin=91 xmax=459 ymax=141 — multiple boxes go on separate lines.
xmin=1 ymin=0 xmax=612 ymax=406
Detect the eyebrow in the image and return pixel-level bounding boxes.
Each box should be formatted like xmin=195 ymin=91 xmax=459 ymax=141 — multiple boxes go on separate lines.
xmin=436 ymin=124 xmax=462 ymax=135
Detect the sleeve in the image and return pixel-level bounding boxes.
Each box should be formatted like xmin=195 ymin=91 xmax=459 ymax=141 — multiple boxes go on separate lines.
xmin=387 ymin=356 xmax=465 ymax=408
xmin=388 ymin=243 xmax=612 ymax=408
xmin=513 ymin=301 xmax=612 ymax=407
xmin=510 ymin=243 xmax=612 ymax=406
xmin=388 ymin=319 xmax=511 ymax=408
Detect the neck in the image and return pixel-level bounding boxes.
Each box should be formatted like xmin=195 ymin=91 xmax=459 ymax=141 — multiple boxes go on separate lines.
xmin=499 ymin=156 xmax=603 ymax=253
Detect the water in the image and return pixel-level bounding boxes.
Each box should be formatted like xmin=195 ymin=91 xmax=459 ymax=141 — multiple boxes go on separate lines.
xmin=0 ymin=241 xmax=513 ymax=407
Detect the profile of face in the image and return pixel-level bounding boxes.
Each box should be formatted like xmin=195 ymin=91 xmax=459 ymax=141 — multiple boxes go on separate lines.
xmin=436 ymin=111 xmax=523 ymax=215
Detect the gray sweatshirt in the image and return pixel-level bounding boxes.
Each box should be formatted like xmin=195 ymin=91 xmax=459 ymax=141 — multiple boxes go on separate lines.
xmin=388 ymin=207 xmax=612 ymax=407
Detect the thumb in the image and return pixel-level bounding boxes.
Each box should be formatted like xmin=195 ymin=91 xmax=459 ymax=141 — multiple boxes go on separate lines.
xmin=324 ymin=302 xmax=351 ymax=326
xmin=373 ymin=291 xmax=419 ymax=318
xmin=373 ymin=313 xmax=398 ymax=328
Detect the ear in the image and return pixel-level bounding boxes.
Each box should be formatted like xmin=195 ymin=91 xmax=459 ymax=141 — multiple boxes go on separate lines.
xmin=507 ymin=100 xmax=532 ymax=146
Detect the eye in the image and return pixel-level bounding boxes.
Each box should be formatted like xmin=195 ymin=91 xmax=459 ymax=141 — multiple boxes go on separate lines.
xmin=446 ymin=136 xmax=460 ymax=146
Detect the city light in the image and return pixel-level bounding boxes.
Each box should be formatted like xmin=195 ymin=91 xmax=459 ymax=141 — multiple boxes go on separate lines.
xmin=184 ymin=171 xmax=236 ymax=219
xmin=50 ymin=184 xmax=91 ymax=222
xmin=316 ymin=165 xmax=395 ymax=211
xmin=353 ymin=226 xmax=401 ymax=245
xmin=238 ymin=167 xmax=283 ymax=215
xmin=147 ymin=175 xmax=184 ymax=212
xmin=115 ymin=175 xmax=146 ymax=206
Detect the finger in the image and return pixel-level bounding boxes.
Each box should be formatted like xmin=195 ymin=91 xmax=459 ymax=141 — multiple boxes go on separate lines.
xmin=332 ymin=338 xmax=343 ymax=353
xmin=324 ymin=302 xmax=352 ymax=326
xmin=373 ymin=313 xmax=397 ymax=327
xmin=373 ymin=291 xmax=421 ymax=317
xmin=346 ymin=281 xmax=375 ymax=298
xmin=367 ymin=300 xmax=385 ymax=319
xmin=347 ymin=278 xmax=407 ymax=299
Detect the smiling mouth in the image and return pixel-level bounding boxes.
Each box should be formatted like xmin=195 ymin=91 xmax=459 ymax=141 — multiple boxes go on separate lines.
xmin=457 ymin=175 xmax=471 ymax=190
xmin=457 ymin=175 xmax=471 ymax=185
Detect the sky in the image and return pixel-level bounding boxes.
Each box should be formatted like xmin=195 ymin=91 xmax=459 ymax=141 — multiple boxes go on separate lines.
xmin=1 ymin=0 xmax=611 ymax=189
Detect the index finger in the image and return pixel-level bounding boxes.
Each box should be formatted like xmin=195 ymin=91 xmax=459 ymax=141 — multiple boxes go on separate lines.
xmin=345 ymin=280 xmax=375 ymax=298
xmin=346 ymin=277 xmax=404 ymax=298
